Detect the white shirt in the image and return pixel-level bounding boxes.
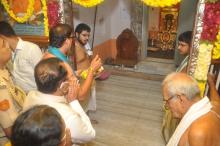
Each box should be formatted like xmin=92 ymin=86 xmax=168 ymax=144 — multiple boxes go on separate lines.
xmin=23 ymin=91 xmax=95 ymax=144
xmin=12 ymin=38 xmax=43 ymax=92
xmin=84 ymin=43 xmax=93 ymax=56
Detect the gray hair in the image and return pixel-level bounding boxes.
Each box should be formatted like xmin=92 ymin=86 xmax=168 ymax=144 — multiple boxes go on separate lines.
xmin=162 ymin=72 xmax=200 ymax=100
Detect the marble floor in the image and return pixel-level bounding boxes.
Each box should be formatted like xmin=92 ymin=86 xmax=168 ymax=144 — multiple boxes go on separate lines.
xmin=88 ymin=72 xmax=165 ymax=146
xmin=106 ymin=57 xmax=176 ymax=76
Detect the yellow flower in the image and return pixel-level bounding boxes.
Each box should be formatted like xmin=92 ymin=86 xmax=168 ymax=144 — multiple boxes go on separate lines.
xmin=212 ymin=27 xmax=220 ymax=59
xmin=194 ymin=42 xmax=213 ymax=81
xmin=1 ymin=0 xmax=34 ymax=23
xmin=141 ymin=0 xmax=181 ymax=7
xmin=197 ymin=81 xmax=206 ymax=97
xmin=41 ymin=0 xmax=49 ymax=36
xmin=73 ymin=0 xmax=104 ymax=7
xmin=5 ymin=141 xmax=11 ymax=146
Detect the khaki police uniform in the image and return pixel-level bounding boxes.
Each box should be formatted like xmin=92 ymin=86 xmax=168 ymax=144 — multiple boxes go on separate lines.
xmin=0 ymin=68 xmax=24 ymax=146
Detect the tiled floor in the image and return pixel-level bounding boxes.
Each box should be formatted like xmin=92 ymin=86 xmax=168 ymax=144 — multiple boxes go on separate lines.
xmin=88 ymin=74 xmax=165 ymax=146
xmin=106 ymin=57 xmax=176 ymax=76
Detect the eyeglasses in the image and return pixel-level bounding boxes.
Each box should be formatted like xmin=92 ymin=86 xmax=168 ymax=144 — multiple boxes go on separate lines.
xmin=163 ymin=95 xmax=178 ymax=110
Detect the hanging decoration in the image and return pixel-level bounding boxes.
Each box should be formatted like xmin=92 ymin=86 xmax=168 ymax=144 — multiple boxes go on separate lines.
xmin=205 ymin=0 xmax=219 ymax=3
xmin=73 ymin=0 xmax=104 ymax=7
xmin=213 ymin=28 xmax=220 ymax=59
xmin=41 ymin=0 xmax=49 ymax=36
xmin=192 ymin=0 xmax=220 ymax=95
xmin=200 ymin=0 xmax=220 ymax=60
xmin=200 ymin=1 xmax=220 ymax=42
xmin=58 ymin=0 xmax=64 ymax=23
xmin=194 ymin=43 xmax=213 ymax=81
xmin=141 ymin=0 xmax=181 ymax=7
xmin=1 ymin=0 xmax=35 ymax=23
xmin=188 ymin=0 xmax=205 ymax=77
xmin=47 ymin=0 xmax=60 ymax=28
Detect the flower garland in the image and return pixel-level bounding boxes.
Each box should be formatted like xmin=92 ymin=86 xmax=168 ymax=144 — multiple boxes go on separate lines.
xmin=200 ymin=1 xmax=220 ymax=42
xmin=47 ymin=0 xmax=60 ymax=28
xmin=205 ymin=0 xmax=219 ymax=3
xmin=1 ymin=0 xmax=35 ymax=23
xmin=141 ymin=0 xmax=181 ymax=7
xmin=194 ymin=43 xmax=213 ymax=81
xmin=73 ymin=0 xmax=181 ymax=7
xmin=193 ymin=0 xmax=220 ymax=95
xmin=41 ymin=0 xmax=49 ymax=36
xmin=193 ymin=43 xmax=213 ymax=95
xmin=212 ymin=27 xmax=220 ymax=59
xmin=73 ymin=0 xmax=104 ymax=7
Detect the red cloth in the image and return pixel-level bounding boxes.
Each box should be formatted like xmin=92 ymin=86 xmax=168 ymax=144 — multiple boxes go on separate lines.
xmin=97 ymin=71 xmax=111 ymax=80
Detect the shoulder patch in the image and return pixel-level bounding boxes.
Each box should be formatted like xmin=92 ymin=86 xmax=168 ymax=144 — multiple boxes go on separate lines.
xmin=0 ymin=79 xmax=7 ymax=88
xmin=0 ymin=99 xmax=10 ymax=111
xmin=0 ymin=84 xmax=6 ymax=89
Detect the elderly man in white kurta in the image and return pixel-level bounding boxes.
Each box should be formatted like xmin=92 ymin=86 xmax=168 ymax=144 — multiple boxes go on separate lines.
xmin=23 ymin=58 xmax=95 ymax=145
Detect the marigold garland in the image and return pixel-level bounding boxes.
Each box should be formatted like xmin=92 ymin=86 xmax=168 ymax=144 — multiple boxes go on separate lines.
xmin=1 ymin=0 xmax=34 ymax=23
xmin=41 ymin=0 xmax=49 ymax=36
xmin=212 ymin=27 xmax=220 ymax=59
xmin=73 ymin=0 xmax=104 ymax=7
xmin=194 ymin=43 xmax=213 ymax=81
xmin=194 ymin=42 xmax=213 ymax=96
xmin=197 ymin=81 xmax=206 ymax=97
xmin=205 ymin=0 xmax=219 ymax=3
xmin=194 ymin=0 xmax=220 ymax=96
xmin=141 ymin=0 xmax=181 ymax=7
xmin=5 ymin=142 xmax=11 ymax=146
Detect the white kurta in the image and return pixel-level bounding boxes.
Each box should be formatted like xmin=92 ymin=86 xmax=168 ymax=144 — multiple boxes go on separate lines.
xmin=23 ymin=91 xmax=96 ymax=144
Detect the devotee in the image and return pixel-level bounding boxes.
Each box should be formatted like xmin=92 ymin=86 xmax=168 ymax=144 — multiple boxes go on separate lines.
xmin=75 ymin=23 xmax=98 ymax=113
xmin=11 ymin=105 xmax=72 ymax=146
xmin=0 ymin=37 xmax=25 ymax=146
xmin=163 ymin=72 xmax=220 ymax=146
xmin=23 ymin=58 xmax=95 ymax=144
xmin=162 ymin=31 xmax=192 ymax=142
xmin=176 ymin=31 xmax=192 ymax=72
xmin=0 ymin=21 xmax=43 ymax=93
xmin=43 ymin=23 xmax=102 ymax=102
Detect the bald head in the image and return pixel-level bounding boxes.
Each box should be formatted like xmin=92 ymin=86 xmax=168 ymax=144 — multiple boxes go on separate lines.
xmin=49 ymin=23 xmax=73 ymax=48
xmin=34 ymin=58 xmax=67 ymax=94
xmin=162 ymin=72 xmax=200 ymax=100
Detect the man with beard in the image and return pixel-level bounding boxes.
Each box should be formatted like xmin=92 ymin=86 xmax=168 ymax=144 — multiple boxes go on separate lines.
xmin=75 ymin=23 xmax=100 ymax=119
xmin=43 ymin=23 xmax=102 ymax=103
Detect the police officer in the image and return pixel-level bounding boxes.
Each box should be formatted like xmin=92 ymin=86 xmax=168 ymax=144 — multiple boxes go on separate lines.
xmin=0 ymin=37 xmax=25 ymax=145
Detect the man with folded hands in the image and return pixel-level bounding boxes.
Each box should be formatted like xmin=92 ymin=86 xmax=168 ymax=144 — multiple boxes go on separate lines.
xmin=23 ymin=58 xmax=96 ymax=145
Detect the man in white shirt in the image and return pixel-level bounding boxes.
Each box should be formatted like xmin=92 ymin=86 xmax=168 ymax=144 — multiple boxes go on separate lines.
xmin=0 ymin=21 xmax=43 ymax=93
xmin=23 ymin=58 xmax=95 ymax=144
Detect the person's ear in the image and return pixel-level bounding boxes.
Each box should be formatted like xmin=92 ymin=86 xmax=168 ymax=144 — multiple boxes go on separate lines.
xmin=63 ymin=38 xmax=71 ymax=48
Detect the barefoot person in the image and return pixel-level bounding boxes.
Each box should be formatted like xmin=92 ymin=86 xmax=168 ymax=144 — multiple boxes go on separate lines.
xmin=163 ymin=72 xmax=220 ymax=146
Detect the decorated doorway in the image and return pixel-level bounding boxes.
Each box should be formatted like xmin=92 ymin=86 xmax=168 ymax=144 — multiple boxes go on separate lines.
xmin=147 ymin=5 xmax=180 ymax=59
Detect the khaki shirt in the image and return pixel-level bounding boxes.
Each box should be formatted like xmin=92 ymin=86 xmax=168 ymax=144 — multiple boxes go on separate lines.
xmin=0 ymin=68 xmax=22 ymax=144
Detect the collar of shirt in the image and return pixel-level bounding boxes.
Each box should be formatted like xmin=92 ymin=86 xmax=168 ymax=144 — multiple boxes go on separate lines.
xmin=30 ymin=91 xmax=68 ymax=104
xmin=15 ymin=38 xmax=25 ymax=51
